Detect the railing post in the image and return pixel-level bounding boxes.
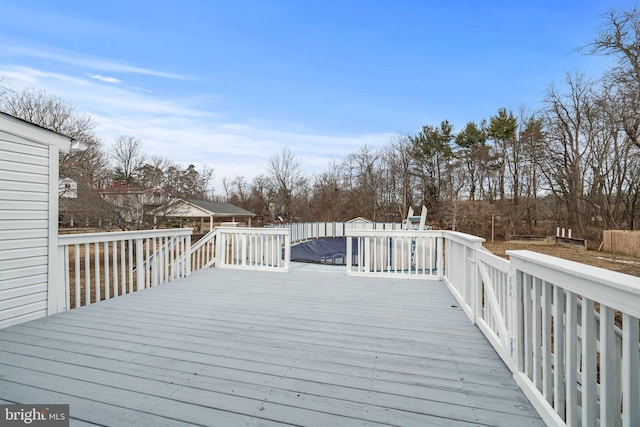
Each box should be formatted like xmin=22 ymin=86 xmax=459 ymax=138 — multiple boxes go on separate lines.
xmin=185 ymin=234 xmax=192 ymax=277
xmin=136 ymin=238 xmax=145 ymax=291
xmin=511 ymin=267 xmax=523 ymax=369
xmin=346 ymin=236 xmax=352 ymax=272
xmin=49 ymin=245 xmax=67 ymax=315
xmin=283 ymin=231 xmax=291 ymax=270
xmin=622 ymin=313 xmax=640 ymax=427
xmin=364 ymin=236 xmax=371 ymax=273
xmin=241 ymin=233 xmax=248 ymax=266
xmin=470 ymin=245 xmax=480 ymax=325
xmin=436 ymin=235 xmax=444 ymax=276
xmin=216 ymin=230 xmax=224 ymax=267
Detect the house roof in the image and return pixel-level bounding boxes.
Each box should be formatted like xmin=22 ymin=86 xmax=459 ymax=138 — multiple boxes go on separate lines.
xmin=148 ymin=198 xmax=255 ymax=218
xmin=187 ymin=199 xmax=255 ymax=217
xmin=0 ymin=111 xmax=73 ymax=152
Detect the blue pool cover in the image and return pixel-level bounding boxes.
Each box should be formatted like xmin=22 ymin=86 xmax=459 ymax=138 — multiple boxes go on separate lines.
xmin=290 ymin=237 xmax=357 ymax=265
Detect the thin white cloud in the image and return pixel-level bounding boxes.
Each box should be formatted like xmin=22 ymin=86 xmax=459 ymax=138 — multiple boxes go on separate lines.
xmin=2 ymin=66 xmax=91 ymax=86
xmin=87 ymin=74 xmax=122 ymax=84
xmin=0 ymin=64 xmax=391 ymax=195
xmin=7 ymin=46 xmax=190 ymax=81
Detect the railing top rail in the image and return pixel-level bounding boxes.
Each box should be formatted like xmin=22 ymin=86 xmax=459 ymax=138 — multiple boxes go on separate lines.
xmin=508 ymin=249 xmax=640 ymax=317
xmin=345 ymin=229 xmax=444 ymax=237
xmin=441 ymin=230 xmax=486 ymax=246
xmin=59 ymin=228 xmax=193 ymax=245
xmin=190 ymin=229 xmax=217 ymax=253
xmin=476 ymin=249 xmax=510 ymax=273
xmin=217 ymin=227 xmax=290 ymax=235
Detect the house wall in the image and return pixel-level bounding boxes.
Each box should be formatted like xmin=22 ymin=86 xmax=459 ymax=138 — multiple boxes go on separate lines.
xmin=0 ymin=128 xmax=57 ymax=328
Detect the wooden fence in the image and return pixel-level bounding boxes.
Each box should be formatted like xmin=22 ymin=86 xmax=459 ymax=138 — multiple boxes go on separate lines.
xmin=603 ymin=230 xmax=640 ymax=257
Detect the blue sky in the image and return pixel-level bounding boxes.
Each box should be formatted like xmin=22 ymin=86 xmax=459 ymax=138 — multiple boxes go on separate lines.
xmin=0 ymin=1 xmax=634 ymax=193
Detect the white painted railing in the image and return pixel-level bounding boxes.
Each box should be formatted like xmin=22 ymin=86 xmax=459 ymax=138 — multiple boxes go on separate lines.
xmin=272 ymin=221 xmax=403 ymax=243
xmin=55 ymin=227 xmax=290 ymax=316
xmin=345 ymin=229 xmax=444 ymax=279
xmin=215 ymin=227 xmax=290 ymax=272
xmin=475 ymin=249 xmax=517 ymax=372
xmin=50 ymin=224 xmax=640 ymax=426
xmin=441 ymin=232 xmax=640 ymax=427
xmin=190 ymin=229 xmax=218 ymax=271
xmin=56 ymin=228 xmax=192 ymax=313
xmin=508 ymin=250 xmax=640 ymax=427
xmin=441 ymin=232 xmax=485 ymax=319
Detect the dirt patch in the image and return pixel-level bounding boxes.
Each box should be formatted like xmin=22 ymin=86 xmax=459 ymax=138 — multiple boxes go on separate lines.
xmin=483 ymin=240 xmax=640 ymax=278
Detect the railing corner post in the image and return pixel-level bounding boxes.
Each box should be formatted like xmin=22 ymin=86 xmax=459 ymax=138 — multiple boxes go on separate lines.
xmin=49 ymin=244 xmax=67 ymax=315
xmin=509 ymin=265 xmax=524 ymax=371
xmin=436 ymin=235 xmax=444 ymax=277
xmin=284 ymin=230 xmax=291 ymax=270
xmin=470 ymin=244 xmax=481 ymax=325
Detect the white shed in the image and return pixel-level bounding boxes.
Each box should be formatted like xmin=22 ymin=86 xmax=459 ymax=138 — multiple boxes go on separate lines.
xmin=0 ymin=112 xmax=73 ymax=328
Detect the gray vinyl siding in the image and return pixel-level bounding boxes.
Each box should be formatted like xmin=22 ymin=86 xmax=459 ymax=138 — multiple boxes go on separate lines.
xmin=0 ymin=130 xmax=50 ymax=328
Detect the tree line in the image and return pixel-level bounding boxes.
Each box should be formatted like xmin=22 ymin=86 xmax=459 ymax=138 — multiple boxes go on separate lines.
xmin=2 ymin=7 xmax=639 ymax=241
xmin=0 ymin=86 xmax=214 ymax=228
xmin=221 ymin=8 xmax=640 ymax=241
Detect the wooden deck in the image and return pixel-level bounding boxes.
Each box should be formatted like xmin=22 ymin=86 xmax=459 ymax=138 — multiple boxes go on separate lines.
xmin=0 ymin=264 xmax=545 ymax=426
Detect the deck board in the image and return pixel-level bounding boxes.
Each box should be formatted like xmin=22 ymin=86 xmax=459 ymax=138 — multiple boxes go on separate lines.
xmin=0 ymin=265 xmax=545 ymax=426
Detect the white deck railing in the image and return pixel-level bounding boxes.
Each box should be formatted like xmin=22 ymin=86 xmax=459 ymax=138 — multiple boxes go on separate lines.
xmin=49 ymin=225 xmax=640 ymax=426
xmin=440 ymin=233 xmax=640 ymax=427
xmin=56 ymin=228 xmax=192 ymax=312
xmin=508 ymin=250 xmax=640 ymax=427
xmin=272 ymin=221 xmax=403 ymax=243
xmin=190 ymin=229 xmax=218 ymax=271
xmin=345 ymin=229 xmax=444 ymax=279
xmin=215 ymin=227 xmax=290 ymax=272
xmin=55 ymin=227 xmax=291 ymax=315
xmin=346 ymin=228 xmax=640 ymax=426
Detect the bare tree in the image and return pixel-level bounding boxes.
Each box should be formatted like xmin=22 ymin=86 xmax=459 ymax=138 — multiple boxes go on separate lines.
xmin=112 ymin=135 xmax=143 ymax=186
xmin=0 ymin=88 xmax=107 ymax=184
xmin=588 ymin=7 xmax=640 ymax=149
xmin=518 ymin=114 xmax=546 ymax=233
xmin=384 ymin=135 xmax=415 ymax=220
xmin=541 ymin=73 xmax=596 ymax=237
xmin=266 ymin=147 xmax=305 ymax=221
xmin=221 ymin=175 xmax=250 ymax=205
xmin=311 ymin=162 xmax=346 ymax=221
xmin=231 ymin=175 xmax=249 ymax=204
xmin=345 ymin=145 xmax=383 ymax=220
xmin=246 ymin=174 xmax=276 ymax=221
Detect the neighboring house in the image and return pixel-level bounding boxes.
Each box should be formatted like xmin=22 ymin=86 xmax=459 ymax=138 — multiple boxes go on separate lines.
xmin=149 ymin=199 xmax=256 ymax=232
xmin=59 ymin=180 xmax=120 ymax=229
xmin=99 ymin=183 xmax=172 ymax=225
xmin=58 ymin=177 xmax=78 ymax=199
xmin=0 ymin=112 xmax=74 ymax=328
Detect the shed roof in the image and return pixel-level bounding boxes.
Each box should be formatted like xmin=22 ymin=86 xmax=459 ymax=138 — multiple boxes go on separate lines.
xmin=346 ymin=216 xmax=373 ymax=223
